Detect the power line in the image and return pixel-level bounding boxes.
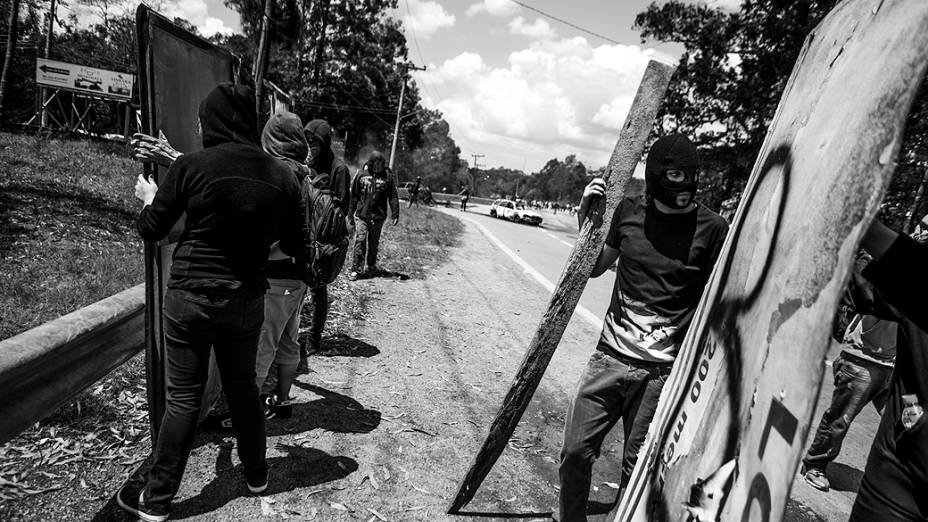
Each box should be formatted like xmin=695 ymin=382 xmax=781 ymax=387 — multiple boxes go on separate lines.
xmin=403 ymin=0 xmax=445 ymax=104
xmin=508 ymin=0 xmax=621 ymax=45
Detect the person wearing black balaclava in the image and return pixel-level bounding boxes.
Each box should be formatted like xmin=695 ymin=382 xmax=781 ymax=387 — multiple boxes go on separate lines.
xmin=118 ymin=83 xmax=304 ymax=522
xmin=557 ymin=134 xmax=729 ymax=522
xmin=299 ymin=119 xmax=351 ymax=362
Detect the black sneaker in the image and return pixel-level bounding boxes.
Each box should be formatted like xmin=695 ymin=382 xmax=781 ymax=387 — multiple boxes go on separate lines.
xmin=246 ymin=471 xmax=268 ymax=494
xmin=202 ymin=410 xmax=234 ymax=433
xmin=263 ymin=394 xmax=293 ymax=420
xmin=116 ymin=483 xmax=169 ymax=522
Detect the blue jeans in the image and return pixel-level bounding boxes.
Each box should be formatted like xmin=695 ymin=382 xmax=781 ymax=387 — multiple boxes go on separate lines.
xmin=803 ymin=352 xmax=892 ymax=471
xmin=145 ymin=287 xmax=268 ymax=509
xmin=559 ymin=350 xmax=671 ymax=522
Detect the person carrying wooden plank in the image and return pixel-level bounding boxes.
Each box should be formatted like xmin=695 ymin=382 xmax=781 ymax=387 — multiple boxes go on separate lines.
xmin=557 ymin=134 xmax=728 ymax=522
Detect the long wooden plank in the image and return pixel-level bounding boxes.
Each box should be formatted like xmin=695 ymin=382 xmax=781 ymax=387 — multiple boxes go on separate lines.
xmin=447 ymin=59 xmax=676 ymax=514
xmin=0 ymin=285 xmax=144 ymax=445
xmin=614 ymin=1 xmax=928 ymax=520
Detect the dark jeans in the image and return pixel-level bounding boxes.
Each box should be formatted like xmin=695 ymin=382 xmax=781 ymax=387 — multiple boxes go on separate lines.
xmin=145 ymin=287 xmax=267 ymax=509
xmin=307 ymin=285 xmax=329 ymax=350
xmin=559 ymin=350 xmax=670 ymax=522
xmin=460 ymin=197 xmax=468 ymax=211
xmin=352 ymin=217 xmax=384 ymax=271
xmin=803 ymin=352 xmax=892 ymax=471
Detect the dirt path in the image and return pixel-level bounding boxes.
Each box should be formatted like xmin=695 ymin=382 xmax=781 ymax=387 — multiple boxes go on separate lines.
xmin=93 ymin=213 xmax=617 ymax=522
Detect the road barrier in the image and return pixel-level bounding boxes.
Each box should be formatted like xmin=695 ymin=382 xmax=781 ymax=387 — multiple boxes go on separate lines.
xmin=0 ymin=284 xmax=145 ymax=445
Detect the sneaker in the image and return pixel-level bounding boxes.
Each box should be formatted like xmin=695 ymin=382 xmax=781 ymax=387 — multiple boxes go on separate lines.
xmin=348 ymin=271 xmax=359 ymax=281
xmin=802 ymin=465 xmax=830 ymax=491
xmin=202 ymin=410 xmax=234 ymax=433
xmin=263 ymin=395 xmax=278 ymax=420
xmin=274 ymin=398 xmax=293 ymax=419
xmin=246 ymin=472 xmax=268 ymax=494
xmin=116 ymin=483 xmax=169 ymax=522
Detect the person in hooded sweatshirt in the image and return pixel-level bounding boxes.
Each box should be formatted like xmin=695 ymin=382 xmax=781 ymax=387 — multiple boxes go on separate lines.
xmin=300 ymin=119 xmax=351 ymax=360
xmin=254 ymin=111 xmax=314 ymax=419
xmin=557 ymin=134 xmax=728 ymax=522
xmin=347 ymin=150 xmax=398 ymax=280
xmin=118 ymin=83 xmax=304 ymax=522
xmin=847 ymin=218 xmax=928 ymax=522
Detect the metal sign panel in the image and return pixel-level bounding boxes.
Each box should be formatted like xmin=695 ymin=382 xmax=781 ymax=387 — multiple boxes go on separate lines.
xmin=35 ymin=58 xmax=134 ymax=100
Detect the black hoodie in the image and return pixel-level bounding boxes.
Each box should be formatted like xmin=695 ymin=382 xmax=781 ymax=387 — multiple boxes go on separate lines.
xmin=137 ymin=83 xmax=305 ymax=295
xmin=304 ymin=119 xmax=350 ymax=213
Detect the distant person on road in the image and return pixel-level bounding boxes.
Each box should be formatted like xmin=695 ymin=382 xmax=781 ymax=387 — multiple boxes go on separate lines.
xmin=847 ymin=218 xmax=928 ymax=522
xmin=301 ymin=119 xmax=351 ymax=363
xmin=348 ymin=151 xmax=398 ymax=281
xmin=801 ymin=252 xmax=897 ymax=492
xmin=408 ymin=176 xmax=422 ymax=208
xmin=557 ymin=134 xmax=728 ymax=522
xmin=459 ymin=186 xmax=470 ymax=212
xmin=119 ymin=83 xmax=304 ymax=522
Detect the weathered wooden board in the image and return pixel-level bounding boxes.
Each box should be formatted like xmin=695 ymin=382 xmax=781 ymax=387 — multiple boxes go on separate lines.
xmin=614 ymin=1 xmax=928 ymax=520
xmin=136 ymin=6 xmax=237 ymax=443
xmin=447 ymin=59 xmax=676 ymax=514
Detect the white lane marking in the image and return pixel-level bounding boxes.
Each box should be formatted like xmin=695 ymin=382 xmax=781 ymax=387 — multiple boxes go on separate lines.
xmin=541 ymin=229 xmax=574 ymax=249
xmin=461 ymin=216 xmax=602 ymax=330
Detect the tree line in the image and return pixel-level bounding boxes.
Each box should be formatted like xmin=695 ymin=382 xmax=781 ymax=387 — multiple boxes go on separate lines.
xmin=1 ymin=0 xmax=925 ymax=224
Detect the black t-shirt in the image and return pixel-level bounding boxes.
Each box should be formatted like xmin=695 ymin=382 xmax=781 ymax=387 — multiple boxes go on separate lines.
xmin=598 ymin=197 xmax=728 ymax=362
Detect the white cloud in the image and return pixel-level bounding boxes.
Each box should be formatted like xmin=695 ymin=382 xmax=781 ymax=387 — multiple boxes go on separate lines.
xmin=466 ymin=0 xmax=520 ymax=17
xmin=414 ymin=37 xmax=677 ymax=172
xmin=56 ymin=0 xmax=235 ymax=37
xmin=508 ymin=16 xmax=557 ymax=40
xmin=402 ymin=0 xmax=455 ymax=40
xmin=691 ymin=0 xmax=742 ymax=12
xmin=159 ymin=0 xmax=235 ymax=36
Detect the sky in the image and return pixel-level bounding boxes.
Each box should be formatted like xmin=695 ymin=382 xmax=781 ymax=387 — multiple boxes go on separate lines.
xmin=60 ymin=0 xmax=740 ymax=172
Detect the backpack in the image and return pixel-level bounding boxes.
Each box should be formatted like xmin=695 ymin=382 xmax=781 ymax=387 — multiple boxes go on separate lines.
xmin=300 ymin=175 xmax=349 ymax=288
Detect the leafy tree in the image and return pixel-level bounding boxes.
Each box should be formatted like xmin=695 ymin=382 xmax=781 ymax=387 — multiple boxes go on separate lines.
xmin=634 ymin=0 xmax=928 ymax=226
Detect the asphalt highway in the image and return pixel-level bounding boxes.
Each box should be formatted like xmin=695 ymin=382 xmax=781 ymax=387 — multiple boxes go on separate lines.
xmin=435 ymin=203 xmax=881 ymax=521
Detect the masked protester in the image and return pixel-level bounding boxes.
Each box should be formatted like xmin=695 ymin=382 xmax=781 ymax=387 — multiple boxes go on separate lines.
xmin=849 ymin=219 xmax=928 ymax=521
xmin=119 ymin=83 xmax=305 ymax=521
xmin=557 ymin=134 xmax=729 ymax=522
xmin=253 ymin=112 xmax=312 ymax=420
xmin=291 ymin=119 xmax=351 ymax=365
xmin=347 ymin=151 xmax=399 ymax=280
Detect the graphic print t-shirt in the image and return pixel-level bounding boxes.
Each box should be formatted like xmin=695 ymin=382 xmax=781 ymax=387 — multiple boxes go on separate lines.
xmin=599 ymin=197 xmax=728 ymax=363
xmin=353 ymin=172 xmax=397 ymax=221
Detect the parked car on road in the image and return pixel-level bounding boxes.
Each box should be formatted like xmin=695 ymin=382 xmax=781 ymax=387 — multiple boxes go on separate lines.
xmin=489 ymin=199 xmax=543 ymax=226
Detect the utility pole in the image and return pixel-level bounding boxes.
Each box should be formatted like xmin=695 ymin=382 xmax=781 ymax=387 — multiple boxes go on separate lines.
xmin=389 ymin=62 xmax=426 ymax=170
xmin=470 ymin=154 xmax=484 ymax=195
xmin=41 ymin=0 xmax=55 ymax=127
xmin=0 ymin=0 xmax=22 ymax=118
xmin=253 ymin=0 xmax=275 ymax=119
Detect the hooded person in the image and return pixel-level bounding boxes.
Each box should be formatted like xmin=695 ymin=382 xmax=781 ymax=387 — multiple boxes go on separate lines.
xmin=254 ymin=111 xmax=311 ymax=419
xmin=299 ymin=119 xmax=352 ymax=361
xmin=557 ymin=134 xmax=729 ymax=522
xmin=120 ymin=83 xmax=305 ymax=522
xmin=347 ymin=150 xmax=399 ymax=280
xmin=304 ymin=119 xmax=350 ymax=212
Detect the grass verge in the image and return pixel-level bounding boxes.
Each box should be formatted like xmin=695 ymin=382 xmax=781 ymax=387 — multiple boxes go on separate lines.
xmin=0 ymin=132 xmax=463 ymax=516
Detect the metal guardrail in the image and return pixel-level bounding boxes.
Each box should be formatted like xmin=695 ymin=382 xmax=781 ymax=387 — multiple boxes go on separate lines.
xmin=0 ymin=284 xmax=145 ymax=445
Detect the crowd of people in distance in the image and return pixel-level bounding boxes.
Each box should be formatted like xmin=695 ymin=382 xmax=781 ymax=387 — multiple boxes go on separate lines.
xmin=116 ymin=82 xmax=926 ymax=522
